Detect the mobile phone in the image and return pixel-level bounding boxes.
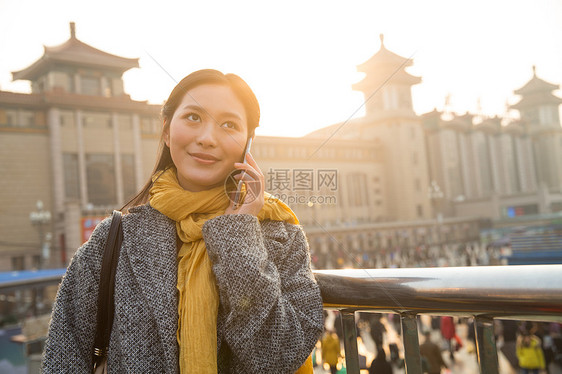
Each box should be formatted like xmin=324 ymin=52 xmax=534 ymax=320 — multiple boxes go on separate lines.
xmin=233 ymin=138 xmax=253 ymax=208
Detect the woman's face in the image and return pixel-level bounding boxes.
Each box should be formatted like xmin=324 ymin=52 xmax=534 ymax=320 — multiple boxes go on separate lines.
xmin=164 ymin=83 xmax=249 ymax=192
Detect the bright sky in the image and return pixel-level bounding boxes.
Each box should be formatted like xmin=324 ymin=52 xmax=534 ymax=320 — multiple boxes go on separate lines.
xmin=1 ymin=0 xmax=561 ymax=137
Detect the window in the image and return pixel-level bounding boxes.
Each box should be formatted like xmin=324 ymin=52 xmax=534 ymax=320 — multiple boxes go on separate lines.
xmin=117 ymin=114 xmax=132 ymax=130
xmin=81 ymin=76 xmax=101 ymax=96
xmin=121 ymin=154 xmax=137 ymax=201
xmin=86 ymin=154 xmax=116 ymax=206
xmin=347 ymin=173 xmax=369 ymax=207
xmin=63 ymin=153 xmax=80 ymax=200
xmin=111 ymin=78 xmax=124 ymax=96
xmin=35 ymin=111 xmax=46 ymax=127
xmin=382 ymin=86 xmax=399 ymax=110
xmin=20 ymin=110 xmax=34 ymax=127
xmin=539 ymin=106 xmax=554 ymax=126
xmin=60 ymin=111 xmax=75 ymax=127
xmin=11 ymin=256 xmax=25 ymax=271
xmin=416 ymin=204 xmax=424 ymax=218
xmin=0 ymin=109 xmax=18 ymax=126
xmin=141 ymin=117 xmax=156 ymax=134
xmin=103 ymin=77 xmax=113 ymax=97
xmin=84 ymin=112 xmax=111 ymax=128
xmin=51 ymin=72 xmax=72 ymax=92
xmin=415 ymin=178 xmax=421 ymax=192
xmin=32 ymin=255 xmax=42 ymax=270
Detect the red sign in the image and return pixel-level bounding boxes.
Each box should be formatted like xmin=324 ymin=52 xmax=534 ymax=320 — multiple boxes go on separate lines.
xmin=81 ymin=216 xmax=105 ymax=243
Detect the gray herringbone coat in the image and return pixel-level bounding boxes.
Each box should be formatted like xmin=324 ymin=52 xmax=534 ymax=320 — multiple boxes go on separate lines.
xmin=41 ymin=204 xmax=324 ymax=373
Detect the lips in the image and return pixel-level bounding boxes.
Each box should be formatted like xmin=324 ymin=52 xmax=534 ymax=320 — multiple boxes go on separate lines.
xmin=189 ymin=152 xmax=219 ymax=164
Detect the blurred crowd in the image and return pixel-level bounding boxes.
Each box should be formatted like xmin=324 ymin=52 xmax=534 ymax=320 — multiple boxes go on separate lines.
xmin=310 ymin=240 xmax=507 ymax=270
xmin=312 ymin=312 xmax=562 ymax=374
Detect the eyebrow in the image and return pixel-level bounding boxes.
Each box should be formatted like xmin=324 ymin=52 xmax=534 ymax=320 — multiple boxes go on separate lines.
xmin=180 ymin=104 xmax=242 ymax=121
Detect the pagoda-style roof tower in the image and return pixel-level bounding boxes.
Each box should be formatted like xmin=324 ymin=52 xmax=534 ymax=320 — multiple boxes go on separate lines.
xmin=13 ymin=25 xmax=138 ymax=81
xmin=510 ymin=66 xmax=562 ymax=130
xmin=514 ymin=66 xmax=559 ymax=95
xmin=11 ymin=22 xmax=138 ymax=97
xmin=352 ymin=35 xmax=421 ymax=117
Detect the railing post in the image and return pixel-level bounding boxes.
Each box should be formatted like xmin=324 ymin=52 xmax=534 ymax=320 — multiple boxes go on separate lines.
xmin=400 ymin=313 xmax=423 ymax=374
xmin=340 ymin=310 xmax=360 ymax=374
xmin=474 ymin=316 xmax=499 ymax=374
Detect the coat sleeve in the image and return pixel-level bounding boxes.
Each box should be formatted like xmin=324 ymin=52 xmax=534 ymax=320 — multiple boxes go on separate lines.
xmin=202 ymin=214 xmax=324 ymax=374
xmin=41 ymin=217 xmax=111 ymax=374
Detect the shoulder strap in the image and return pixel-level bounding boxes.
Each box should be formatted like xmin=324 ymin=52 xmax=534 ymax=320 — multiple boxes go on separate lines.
xmin=93 ymin=210 xmax=123 ymax=364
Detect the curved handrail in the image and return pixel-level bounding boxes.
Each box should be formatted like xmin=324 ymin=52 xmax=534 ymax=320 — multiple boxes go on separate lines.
xmin=313 ymin=265 xmax=562 ymax=322
xmin=313 ymin=265 xmax=562 ymax=374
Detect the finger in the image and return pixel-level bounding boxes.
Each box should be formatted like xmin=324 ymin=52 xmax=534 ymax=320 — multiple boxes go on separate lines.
xmin=234 ymin=172 xmax=256 ymax=183
xmin=237 ymin=182 xmax=262 ymax=205
xmin=237 ymin=173 xmax=263 ymax=195
xmin=234 ymin=163 xmax=260 ymax=180
xmin=243 ymin=153 xmax=264 ymax=177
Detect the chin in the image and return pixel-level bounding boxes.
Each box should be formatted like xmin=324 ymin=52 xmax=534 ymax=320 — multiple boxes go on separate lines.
xmin=192 ymin=176 xmax=225 ymax=189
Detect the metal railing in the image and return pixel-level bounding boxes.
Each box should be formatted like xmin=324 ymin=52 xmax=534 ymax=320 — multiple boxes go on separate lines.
xmin=313 ymin=265 xmax=562 ymax=374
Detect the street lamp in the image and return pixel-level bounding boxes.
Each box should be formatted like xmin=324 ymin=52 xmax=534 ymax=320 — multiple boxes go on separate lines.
xmin=29 ymin=200 xmax=52 ymax=268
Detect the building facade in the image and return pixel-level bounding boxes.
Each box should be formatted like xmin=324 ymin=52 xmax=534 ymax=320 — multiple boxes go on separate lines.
xmin=1 ymin=24 xmax=161 ymax=270
xmin=421 ymin=66 xmax=562 ymax=220
xmin=1 ymin=26 xmax=558 ymax=271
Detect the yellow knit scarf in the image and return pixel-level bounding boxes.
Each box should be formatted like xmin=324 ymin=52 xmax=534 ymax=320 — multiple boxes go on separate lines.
xmin=148 ymin=167 xmax=313 ymax=374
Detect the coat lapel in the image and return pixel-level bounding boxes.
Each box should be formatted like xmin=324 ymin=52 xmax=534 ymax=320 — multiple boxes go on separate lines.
xmin=125 ymin=205 xmax=179 ymax=373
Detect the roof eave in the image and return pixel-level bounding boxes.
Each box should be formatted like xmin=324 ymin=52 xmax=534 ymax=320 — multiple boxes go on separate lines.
xmin=12 ymin=56 xmax=51 ymax=81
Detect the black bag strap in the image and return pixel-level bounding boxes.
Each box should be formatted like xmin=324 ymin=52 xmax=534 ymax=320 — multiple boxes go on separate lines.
xmin=92 ymin=210 xmax=123 ymax=365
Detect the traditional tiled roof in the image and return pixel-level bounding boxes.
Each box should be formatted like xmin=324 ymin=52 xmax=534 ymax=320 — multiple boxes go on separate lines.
xmin=514 ymin=67 xmax=559 ymax=95
xmin=356 ymin=34 xmax=413 ymax=71
xmin=477 ymin=116 xmax=502 ymax=132
xmin=12 ymin=23 xmax=139 ymax=81
xmin=0 ymin=90 xmax=160 ymax=114
xmin=445 ymin=112 xmax=474 ymax=131
xmin=511 ymin=94 xmax=562 ymax=109
xmin=353 ymin=34 xmax=421 ymax=91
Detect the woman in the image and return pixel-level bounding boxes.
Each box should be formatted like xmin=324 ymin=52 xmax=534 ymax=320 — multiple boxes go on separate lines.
xmin=41 ymin=69 xmax=324 ymax=373
xmin=517 ymin=331 xmax=546 ymax=374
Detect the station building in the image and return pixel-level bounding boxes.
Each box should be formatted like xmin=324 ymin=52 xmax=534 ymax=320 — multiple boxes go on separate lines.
xmin=1 ymin=25 xmax=559 ymax=271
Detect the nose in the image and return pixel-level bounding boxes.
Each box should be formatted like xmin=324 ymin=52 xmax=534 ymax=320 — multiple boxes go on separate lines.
xmin=195 ymin=122 xmax=217 ymax=148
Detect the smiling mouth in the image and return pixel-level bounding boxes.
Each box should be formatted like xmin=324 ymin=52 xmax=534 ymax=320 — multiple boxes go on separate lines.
xmin=189 ymin=153 xmax=219 ymax=164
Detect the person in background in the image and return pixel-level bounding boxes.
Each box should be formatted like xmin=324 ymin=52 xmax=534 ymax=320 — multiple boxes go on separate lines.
xmin=516 ymin=331 xmax=545 ymax=374
xmin=420 ymin=331 xmax=448 ymax=374
xmin=321 ymin=329 xmax=341 ymax=374
xmin=440 ymin=316 xmax=456 ymax=362
xmin=500 ymin=320 xmax=521 ymax=371
xmin=369 ymin=314 xmax=387 ymax=353
xmin=369 ymin=348 xmax=393 ymax=374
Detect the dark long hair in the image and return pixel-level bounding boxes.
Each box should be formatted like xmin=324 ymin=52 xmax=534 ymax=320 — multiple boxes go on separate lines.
xmin=121 ymin=69 xmax=260 ymax=212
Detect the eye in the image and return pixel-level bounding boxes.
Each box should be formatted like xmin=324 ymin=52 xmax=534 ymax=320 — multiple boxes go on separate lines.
xmin=221 ymin=121 xmax=238 ymax=130
xmin=185 ymin=113 xmax=200 ymax=122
